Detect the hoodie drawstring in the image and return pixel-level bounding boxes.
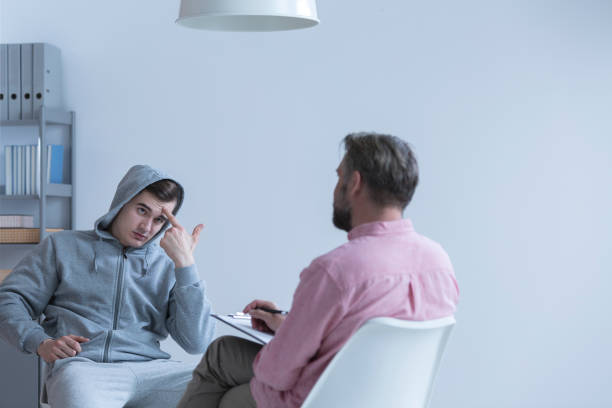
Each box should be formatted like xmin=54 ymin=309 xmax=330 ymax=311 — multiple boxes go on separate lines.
xmin=142 ymin=246 xmax=151 ymax=277
xmin=93 ymin=240 xmax=102 ymax=273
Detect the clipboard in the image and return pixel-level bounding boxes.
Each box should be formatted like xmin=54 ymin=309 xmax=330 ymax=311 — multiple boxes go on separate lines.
xmin=212 ymin=313 xmax=274 ymax=345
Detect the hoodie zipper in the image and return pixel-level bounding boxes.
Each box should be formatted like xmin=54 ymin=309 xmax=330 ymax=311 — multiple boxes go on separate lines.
xmin=103 ymin=247 xmax=127 ymax=362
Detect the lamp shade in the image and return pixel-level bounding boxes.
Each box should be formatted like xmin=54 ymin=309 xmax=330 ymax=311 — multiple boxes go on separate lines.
xmin=176 ymin=0 xmax=319 ymax=31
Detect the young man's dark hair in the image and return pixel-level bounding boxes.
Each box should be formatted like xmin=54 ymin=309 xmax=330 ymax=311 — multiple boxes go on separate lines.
xmin=342 ymin=132 xmax=419 ymax=210
xmin=145 ymin=178 xmax=184 ymax=215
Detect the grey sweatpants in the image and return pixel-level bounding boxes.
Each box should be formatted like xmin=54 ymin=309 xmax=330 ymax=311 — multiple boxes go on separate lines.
xmin=44 ymin=357 xmax=196 ymax=408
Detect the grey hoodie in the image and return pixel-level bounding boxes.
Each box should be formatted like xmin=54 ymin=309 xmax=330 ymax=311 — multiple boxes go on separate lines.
xmin=0 ymin=165 xmax=214 ymax=363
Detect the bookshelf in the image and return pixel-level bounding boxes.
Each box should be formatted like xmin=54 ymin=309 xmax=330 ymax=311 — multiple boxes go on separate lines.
xmin=0 ymin=105 xmax=75 ymax=408
xmin=0 ymin=106 xmax=74 ymax=242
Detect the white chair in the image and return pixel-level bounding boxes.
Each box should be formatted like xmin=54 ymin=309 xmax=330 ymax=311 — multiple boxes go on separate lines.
xmin=301 ymin=316 xmax=456 ymax=408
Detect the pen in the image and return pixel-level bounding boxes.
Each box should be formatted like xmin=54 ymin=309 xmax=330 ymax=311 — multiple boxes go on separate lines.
xmin=255 ymin=306 xmax=289 ymax=315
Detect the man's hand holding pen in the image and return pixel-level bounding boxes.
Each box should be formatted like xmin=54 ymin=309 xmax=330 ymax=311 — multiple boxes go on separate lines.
xmin=243 ymin=299 xmax=287 ymax=334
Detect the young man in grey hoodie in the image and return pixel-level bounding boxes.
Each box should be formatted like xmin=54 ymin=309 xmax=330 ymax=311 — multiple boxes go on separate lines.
xmin=0 ymin=165 xmax=215 ymax=408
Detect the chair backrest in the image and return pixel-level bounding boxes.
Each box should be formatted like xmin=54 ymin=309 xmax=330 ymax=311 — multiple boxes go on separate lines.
xmin=300 ymin=316 xmax=456 ymax=408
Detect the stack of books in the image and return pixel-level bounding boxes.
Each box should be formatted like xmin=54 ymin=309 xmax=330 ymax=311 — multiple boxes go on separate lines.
xmin=0 ymin=214 xmax=34 ymax=228
xmin=3 ymin=144 xmax=63 ymax=195
xmin=0 ymin=215 xmax=63 ymax=244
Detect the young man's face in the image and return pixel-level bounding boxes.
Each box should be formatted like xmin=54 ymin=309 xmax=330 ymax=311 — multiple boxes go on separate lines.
xmin=110 ymin=190 xmax=177 ymax=248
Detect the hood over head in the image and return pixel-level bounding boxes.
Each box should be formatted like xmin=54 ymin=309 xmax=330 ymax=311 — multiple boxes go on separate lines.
xmin=94 ymin=165 xmax=184 ymax=245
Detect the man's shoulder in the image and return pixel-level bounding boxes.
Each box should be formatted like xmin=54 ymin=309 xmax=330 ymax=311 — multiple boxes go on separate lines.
xmin=309 ymin=241 xmax=351 ymax=268
xmin=307 ymin=230 xmax=452 ymax=278
xmin=411 ymin=232 xmax=453 ymax=270
xmin=301 ymin=241 xmax=361 ymax=286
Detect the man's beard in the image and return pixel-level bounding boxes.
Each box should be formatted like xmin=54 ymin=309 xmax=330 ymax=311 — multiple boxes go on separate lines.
xmin=332 ymin=184 xmax=352 ymax=232
xmin=332 ymin=204 xmax=352 ymax=232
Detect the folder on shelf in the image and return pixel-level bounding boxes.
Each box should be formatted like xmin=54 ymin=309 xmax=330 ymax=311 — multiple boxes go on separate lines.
xmin=7 ymin=44 xmax=21 ymax=120
xmin=32 ymin=143 xmax=39 ymax=195
xmin=33 ymin=43 xmax=62 ymax=116
xmin=13 ymin=145 xmax=18 ymax=195
xmin=3 ymin=142 xmax=45 ymax=195
xmin=17 ymin=145 xmax=24 ymax=195
xmin=25 ymin=145 xmax=31 ymax=195
xmin=10 ymin=145 xmax=16 ymax=195
xmin=20 ymin=145 xmax=26 ymax=194
xmin=27 ymin=144 xmax=37 ymax=195
xmin=20 ymin=43 xmax=33 ymax=120
xmin=14 ymin=145 xmax=20 ymax=195
xmin=47 ymin=144 xmax=64 ymax=184
xmin=4 ymin=145 xmax=12 ymax=195
xmin=35 ymin=141 xmax=41 ymax=194
xmin=21 ymin=145 xmax=26 ymax=194
xmin=0 ymin=44 xmax=8 ymax=121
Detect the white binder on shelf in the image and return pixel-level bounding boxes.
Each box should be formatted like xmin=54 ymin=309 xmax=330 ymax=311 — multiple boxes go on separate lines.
xmin=20 ymin=43 xmax=33 ymax=120
xmin=25 ymin=145 xmax=31 ymax=195
xmin=35 ymin=141 xmax=41 ymax=194
xmin=33 ymin=43 xmax=62 ymax=116
xmin=4 ymin=145 xmax=12 ymax=195
xmin=13 ymin=146 xmax=18 ymax=194
xmin=0 ymin=44 xmax=8 ymax=121
xmin=15 ymin=145 xmax=22 ymax=195
xmin=31 ymin=144 xmax=38 ymax=195
xmin=7 ymin=44 xmax=21 ymax=120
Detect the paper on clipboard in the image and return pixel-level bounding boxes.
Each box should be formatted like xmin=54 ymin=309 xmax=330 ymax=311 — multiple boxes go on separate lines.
xmin=212 ymin=314 xmax=274 ymax=345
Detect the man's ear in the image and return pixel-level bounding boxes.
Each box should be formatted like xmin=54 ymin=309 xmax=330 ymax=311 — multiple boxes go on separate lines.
xmin=347 ymin=170 xmax=362 ymax=197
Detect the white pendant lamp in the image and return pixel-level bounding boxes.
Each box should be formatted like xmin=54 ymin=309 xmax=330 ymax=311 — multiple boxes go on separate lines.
xmin=176 ymin=0 xmax=319 ymax=31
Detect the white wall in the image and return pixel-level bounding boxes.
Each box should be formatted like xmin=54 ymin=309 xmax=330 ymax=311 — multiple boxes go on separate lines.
xmin=2 ymin=1 xmax=611 ymax=406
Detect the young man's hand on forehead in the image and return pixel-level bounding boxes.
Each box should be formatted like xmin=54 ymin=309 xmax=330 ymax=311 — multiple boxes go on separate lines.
xmin=159 ymin=207 xmax=204 ymax=269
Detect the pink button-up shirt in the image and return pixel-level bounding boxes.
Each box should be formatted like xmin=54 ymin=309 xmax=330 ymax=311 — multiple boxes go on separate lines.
xmin=250 ymin=219 xmax=459 ymax=407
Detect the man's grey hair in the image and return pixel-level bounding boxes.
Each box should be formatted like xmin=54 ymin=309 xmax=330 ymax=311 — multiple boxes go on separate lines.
xmin=341 ymin=132 xmax=419 ymax=210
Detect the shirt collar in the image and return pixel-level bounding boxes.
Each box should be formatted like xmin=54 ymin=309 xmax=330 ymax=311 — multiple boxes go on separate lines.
xmin=347 ymin=218 xmax=414 ymax=241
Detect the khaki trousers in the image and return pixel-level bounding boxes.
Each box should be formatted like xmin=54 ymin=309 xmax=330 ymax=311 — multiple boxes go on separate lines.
xmin=178 ymin=336 xmax=262 ymax=408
